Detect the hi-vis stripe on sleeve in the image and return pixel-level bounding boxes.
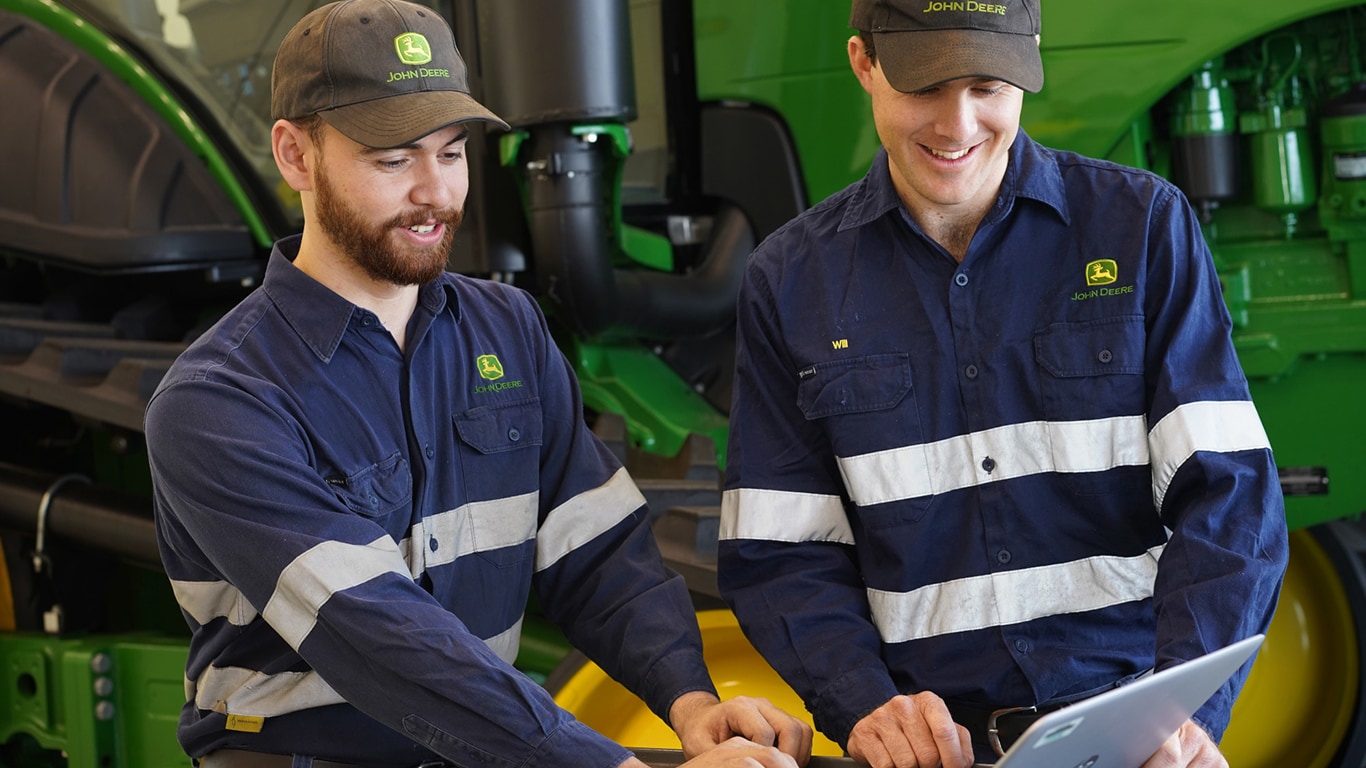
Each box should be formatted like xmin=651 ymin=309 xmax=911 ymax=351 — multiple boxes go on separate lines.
xmin=837 ymin=416 xmax=1149 ymax=505
xmin=484 ymin=615 xmax=523 ymax=664
xmin=868 ymin=545 xmax=1165 ymax=642
xmin=170 ymin=579 xmax=259 ymax=627
xmin=719 ymin=488 xmax=854 ymax=545
xmin=536 ymin=467 xmax=646 ymax=571
xmin=262 ymin=535 xmax=412 ymax=651
xmin=1149 ymin=400 xmax=1271 ymax=510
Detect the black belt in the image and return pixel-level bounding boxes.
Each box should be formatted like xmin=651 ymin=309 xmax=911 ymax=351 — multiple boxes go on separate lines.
xmin=199 ymin=749 xmax=449 ymax=768
xmin=945 ymin=700 xmax=1064 ymax=758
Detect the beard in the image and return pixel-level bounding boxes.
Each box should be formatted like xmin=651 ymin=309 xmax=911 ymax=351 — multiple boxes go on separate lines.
xmin=313 ymin=163 xmax=462 ymax=286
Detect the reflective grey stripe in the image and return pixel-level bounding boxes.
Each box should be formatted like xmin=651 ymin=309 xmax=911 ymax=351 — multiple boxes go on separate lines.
xmin=536 ymin=467 xmax=645 ymax=571
xmin=484 ymin=615 xmax=524 ymax=664
xmin=719 ymin=488 xmax=854 ymax=545
xmin=170 ymin=579 xmax=259 ymax=627
xmin=189 ymin=614 xmax=523 ymax=718
xmin=837 ymin=416 xmax=1150 ymax=506
xmin=192 ymin=665 xmax=345 ymax=717
xmin=402 ymin=492 xmax=539 ymax=572
xmin=1150 ymin=400 xmax=1271 ymax=510
xmin=868 ymin=545 xmax=1165 ymax=642
xmin=262 ymin=535 xmax=412 ymax=650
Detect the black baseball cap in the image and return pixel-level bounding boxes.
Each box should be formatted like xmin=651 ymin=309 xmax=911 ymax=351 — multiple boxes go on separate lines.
xmin=850 ymin=0 xmax=1043 ymax=94
xmin=271 ymin=0 xmax=509 ymax=148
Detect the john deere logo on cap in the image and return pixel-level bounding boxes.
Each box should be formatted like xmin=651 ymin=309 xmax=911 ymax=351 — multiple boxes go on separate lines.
xmin=1085 ymin=259 xmax=1117 ymax=286
xmin=477 ymin=354 xmax=504 ymax=381
xmin=395 ymin=33 xmax=432 ymax=65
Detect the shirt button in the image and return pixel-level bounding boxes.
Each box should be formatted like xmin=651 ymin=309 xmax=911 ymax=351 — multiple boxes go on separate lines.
xmin=508 ymin=428 xmax=521 ymax=442
xmin=954 ymin=273 xmax=969 ymax=287
xmin=424 ymin=444 xmax=435 ymax=459
xmin=981 ymin=456 xmax=996 ymax=473
xmin=369 ymin=496 xmax=379 ymax=508
xmin=1014 ymin=639 xmax=1029 ymax=653
xmin=360 ymin=315 xmax=374 ymax=327
xmin=964 ymin=364 xmax=979 ymax=379
xmin=996 ymin=548 xmax=1012 ymax=564
xmin=428 ymin=537 xmax=439 ymax=552
xmin=1098 ymin=348 xmax=1113 ymax=363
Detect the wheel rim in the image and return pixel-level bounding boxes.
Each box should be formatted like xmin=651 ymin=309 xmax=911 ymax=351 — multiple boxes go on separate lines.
xmin=1221 ymin=528 xmax=1360 ymax=767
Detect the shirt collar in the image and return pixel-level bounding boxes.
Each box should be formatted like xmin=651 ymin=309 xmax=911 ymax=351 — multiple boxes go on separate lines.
xmin=838 ymin=129 xmax=1070 ymax=233
xmin=260 ymin=234 xmax=459 ymax=362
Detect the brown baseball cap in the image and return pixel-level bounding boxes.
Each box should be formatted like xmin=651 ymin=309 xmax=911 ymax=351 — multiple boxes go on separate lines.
xmin=271 ymin=0 xmax=509 ymax=148
xmin=850 ymin=0 xmax=1043 ymax=94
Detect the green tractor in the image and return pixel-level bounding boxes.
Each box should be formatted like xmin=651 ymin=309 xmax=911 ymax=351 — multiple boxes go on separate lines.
xmin=0 ymin=0 xmax=1362 ymax=766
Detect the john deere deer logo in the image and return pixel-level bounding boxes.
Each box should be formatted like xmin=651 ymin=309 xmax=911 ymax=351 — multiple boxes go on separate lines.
xmin=1085 ymin=259 xmax=1117 ymax=286
xmin=395 ymin=33 xmax=432 ymax=65
xmin=476 ymin=354 xmax=504 ymax=381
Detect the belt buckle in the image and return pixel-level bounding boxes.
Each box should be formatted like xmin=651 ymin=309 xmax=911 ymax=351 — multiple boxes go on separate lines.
xmin=987 ymin=705 xmax=1037 ymax=757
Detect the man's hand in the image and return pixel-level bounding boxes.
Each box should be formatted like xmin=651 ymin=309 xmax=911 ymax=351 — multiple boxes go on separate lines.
xmin=846 ymin=691 xmax=973 ymax=768
xmin=1140 ymin=720 xmax=1227 ymax=768
xmin=620 ymin=736 xmax=801 ymax=768
xmin=668 ymin=690 xmax=813 ymax=764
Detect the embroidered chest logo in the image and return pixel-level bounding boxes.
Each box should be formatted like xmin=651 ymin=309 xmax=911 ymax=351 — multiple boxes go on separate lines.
xmin=395 ymin=33 xmax=432 ymax=65
xmin=474 ymin=354 xmax=525 ymax=394
xmin=1072 ymin=259 xmax=1134 ymax=302
xmin=1085 ymin=259 xmax=1118 ymax=286
xmin=477 ymin=354 xmax=504 ymax=381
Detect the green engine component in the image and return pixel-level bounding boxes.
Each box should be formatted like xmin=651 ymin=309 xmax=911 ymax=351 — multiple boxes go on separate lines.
xmin=1321 ymin=83 xmax=1366 ymax=238
xmin=1170 ymin=59 xmax=1240 ymax=218
xmin=0 ymin=634 xmax=189 ymax=768
xmin=1241 ymin=103 xmax=1316 ymax=228
xmin=1239 ymin=36 xmax=1317 ymax=236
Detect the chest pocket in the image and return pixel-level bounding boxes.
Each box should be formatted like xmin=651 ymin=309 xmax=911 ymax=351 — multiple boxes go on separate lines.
xmin=1034 ymin=315 xmax=1146 ymax=416
xmin=796 ymin=353 xmax=930 ymax=525
xmin=1034 ymin=315 xmax=1148 ymax=495
xmin=327 ymin=452 xmax=413 ymax=521
xmin=453 ymin=398 xmax=543 ymax=567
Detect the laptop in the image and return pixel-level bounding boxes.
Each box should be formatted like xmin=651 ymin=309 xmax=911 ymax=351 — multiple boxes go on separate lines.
xmin=984 ymin=634 xmax=1264 ymax=768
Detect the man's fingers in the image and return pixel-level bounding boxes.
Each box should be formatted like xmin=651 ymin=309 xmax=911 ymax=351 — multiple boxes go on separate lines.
xmin=847 ymin=692 xmax=973 ymax=768
xmin=1139 ymin=721 xmax=1227 ymax=768
xmin=913 ymin=699 xmax=972 ymax=768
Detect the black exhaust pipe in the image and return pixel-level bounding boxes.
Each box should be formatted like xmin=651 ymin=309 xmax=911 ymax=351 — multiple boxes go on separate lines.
xmin=478 ymin=0 xmax=753 ymax=339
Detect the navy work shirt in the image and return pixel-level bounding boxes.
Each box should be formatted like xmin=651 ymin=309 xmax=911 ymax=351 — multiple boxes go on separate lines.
xmin=718 ymin=131 xmax=1288 ymax=748
xmin=148 ymin=236 xmax=715 ymax=766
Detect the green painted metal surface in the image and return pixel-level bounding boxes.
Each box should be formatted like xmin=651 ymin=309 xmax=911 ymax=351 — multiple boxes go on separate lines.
xmin=562 ymin=335 xmax=731 ymax=465
xmin=0 ymin=634 xmax=189 ymax=768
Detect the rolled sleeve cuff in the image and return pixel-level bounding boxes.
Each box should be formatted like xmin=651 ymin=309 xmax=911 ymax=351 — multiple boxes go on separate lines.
xmin=524 ymin=720 xmax=631 ymax=768
xmin=812 ymin=666 xmax=902 ymax=747
xmin=641 ymin=649 xmax=720 ymax=726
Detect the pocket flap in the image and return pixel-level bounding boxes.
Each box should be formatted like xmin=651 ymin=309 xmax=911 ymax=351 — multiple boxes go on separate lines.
xmin=1034 ymin=316 xmax=1144 ymax=377
xmin=796 ymin=353 xmax=912 ymax=420
xmin=454 ymin=398 xmax=544 ymax=454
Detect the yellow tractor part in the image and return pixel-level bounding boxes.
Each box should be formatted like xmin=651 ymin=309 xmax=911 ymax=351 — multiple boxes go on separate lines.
xmin=1221 ymin=528 xmax=1359 ymax=768
xmin=551 ymin=608 xmax=843 ymax=756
